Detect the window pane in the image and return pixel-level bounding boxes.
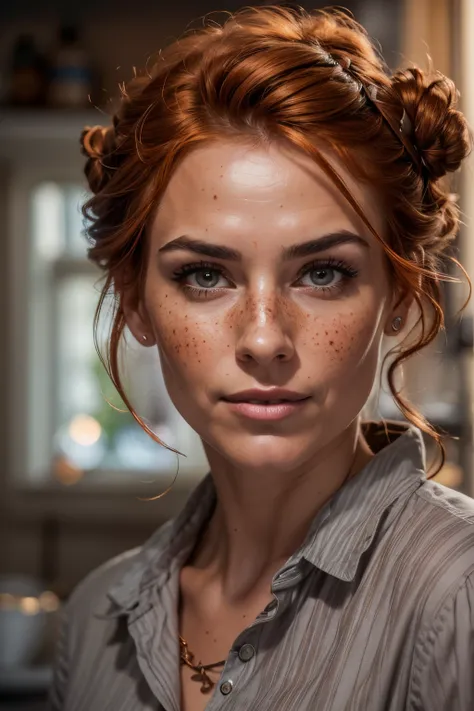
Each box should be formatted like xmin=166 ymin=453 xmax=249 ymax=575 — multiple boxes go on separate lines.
xmin=31 ymin=182 xmax=89 ymax=261
xmin=54 ymin=274 xmax=189 ymax=475
xmin=28 ymin=182 xmax=207 ymax=484
xmin=31 ymin=182 xmax=66 ymax=261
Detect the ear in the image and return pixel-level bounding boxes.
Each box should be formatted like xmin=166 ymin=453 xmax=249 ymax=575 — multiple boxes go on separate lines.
xmin=383 ymin=287 xmax=413 ymax=337
xmin=121 ymin=282 xmax=156 ymax=347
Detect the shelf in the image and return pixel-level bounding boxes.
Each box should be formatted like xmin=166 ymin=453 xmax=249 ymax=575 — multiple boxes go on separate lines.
xmin=0 ymin=108 xmax=111 ymax=142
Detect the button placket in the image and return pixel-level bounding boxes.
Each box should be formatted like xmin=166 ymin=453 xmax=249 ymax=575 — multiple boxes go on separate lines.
xmin=211 ymin=627 xmax=260 ymax=705
xmin=212 ymin=642 xmax=251 ymax=702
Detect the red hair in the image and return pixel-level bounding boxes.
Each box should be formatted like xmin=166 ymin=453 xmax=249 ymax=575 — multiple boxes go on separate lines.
xmin=80 ymin=6 xmax=471 ymax=471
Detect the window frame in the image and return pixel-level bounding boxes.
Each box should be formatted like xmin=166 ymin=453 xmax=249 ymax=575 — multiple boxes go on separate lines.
xmin=1 ymin=111 xmax=205 ymax=522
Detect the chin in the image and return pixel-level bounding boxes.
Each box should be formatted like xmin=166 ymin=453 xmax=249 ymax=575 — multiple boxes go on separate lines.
xmin=210 ymin=431 xmax=317 ymax=475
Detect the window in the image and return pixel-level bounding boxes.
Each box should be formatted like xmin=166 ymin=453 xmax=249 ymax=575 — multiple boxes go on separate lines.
xmin=25 ymin=180 xmax=208 ymax=486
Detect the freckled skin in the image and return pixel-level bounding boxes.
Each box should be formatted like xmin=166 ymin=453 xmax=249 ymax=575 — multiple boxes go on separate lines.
xmin=125 ymin=140 xmax=405 ymax=474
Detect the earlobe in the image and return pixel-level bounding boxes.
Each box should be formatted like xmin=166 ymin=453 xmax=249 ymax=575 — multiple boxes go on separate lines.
xmin=122 ymin=294 xmax=156 ymax=347
xmin=384 ymin=314 xmax=404 ymax=337
xmin=385 ymin=290 xmax=412 ymax=336
xmin=391 ymin=316 xmax=403 ymax=333
xmin=140 ymin=333 xmax=154 ymax=346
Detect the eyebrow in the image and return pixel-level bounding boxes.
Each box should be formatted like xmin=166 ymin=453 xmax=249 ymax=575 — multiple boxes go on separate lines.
xmin=158 ymin=230 xmax=369 ymax=261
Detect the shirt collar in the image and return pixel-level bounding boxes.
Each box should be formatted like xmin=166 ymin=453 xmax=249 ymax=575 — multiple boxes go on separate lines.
xmin=102 ymin=421 xmax=425 ymax=615
xmin=292 ymin=422 xmax=426 ymax=581
xmin=102 ymin=474 xmax=216 ymax=616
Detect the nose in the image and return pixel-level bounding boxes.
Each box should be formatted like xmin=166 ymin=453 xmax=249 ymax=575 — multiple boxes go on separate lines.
xmin=235 ymin=294 xmax=295 ymax=366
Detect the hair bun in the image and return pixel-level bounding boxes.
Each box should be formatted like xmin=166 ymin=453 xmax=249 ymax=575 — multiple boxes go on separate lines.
xmin=391 ymin=67 xmax=472 ymax=180
xmin=80 ymin=124 xmax=117 ymax=194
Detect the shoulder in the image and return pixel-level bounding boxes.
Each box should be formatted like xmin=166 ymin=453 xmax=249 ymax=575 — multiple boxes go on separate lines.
xmin=48 ymin=543 xmax=151 ymax=710
xmin=59 ymin=546 xmax=141 ymax=660
xmin=402 ymin=477 xmax=474 ymax=553
xmin=411 ymin=478 xmax=474 ymax=571
xmin=391 ymin=479 xmax=474 ymax=619
xmin=415 ymin=477 xmax=474 ymax=523
xmin=67 ymin=546 xmax=142 ymax=619
xmin=65 ymin=518 xmax=174 ymax=642
xmin=369 ymin=476 xmax=474 ymax=626
xmin=409 ymin=478 xmax=474 ymax=559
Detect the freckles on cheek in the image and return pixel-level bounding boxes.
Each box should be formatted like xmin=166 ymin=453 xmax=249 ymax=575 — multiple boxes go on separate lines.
xmin=327 ymin=312 xmax=379 ymax=363
xmin=295 ymin=311 xmax=351 ymax=358
xmin=153 ymin=296 xmax=217 ymax=369
xmin=307 ymin=311 xmax=375 ymax=365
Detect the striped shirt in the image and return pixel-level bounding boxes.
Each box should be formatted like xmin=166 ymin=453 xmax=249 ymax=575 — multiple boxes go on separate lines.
xmin=48 ymin=422 xmax=474 ymax=711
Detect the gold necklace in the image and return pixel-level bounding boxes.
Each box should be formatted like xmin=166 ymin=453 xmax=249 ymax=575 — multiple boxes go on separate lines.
xmin=179 ymin=635 xmax=226 ymax=693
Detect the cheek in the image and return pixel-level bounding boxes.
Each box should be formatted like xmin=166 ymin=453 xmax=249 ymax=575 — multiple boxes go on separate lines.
xmin=149 ymin=291 xmax=222 ymax=374
xmin=302 ymin=308 xmax=383 ymax=371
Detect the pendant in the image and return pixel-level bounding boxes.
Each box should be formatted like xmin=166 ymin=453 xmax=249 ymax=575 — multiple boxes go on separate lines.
xmin=190 ymin=670 xmax=214 ymax=694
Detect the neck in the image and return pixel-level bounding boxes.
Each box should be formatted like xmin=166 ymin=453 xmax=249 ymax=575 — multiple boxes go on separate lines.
xmin=192 ymin=420 xmax=373 ymax=601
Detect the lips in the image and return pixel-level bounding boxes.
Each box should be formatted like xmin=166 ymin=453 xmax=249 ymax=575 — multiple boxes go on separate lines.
xmin=244 ymin=399 xmax=293 ymax=404
xmin=223 ymin=389 xmax=309 ymax=404
xmin=222 ymin=392 xmax=310 ymax=421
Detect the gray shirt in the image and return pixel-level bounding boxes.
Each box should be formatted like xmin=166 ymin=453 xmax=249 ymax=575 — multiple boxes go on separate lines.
xmin=48 ymin=422 xmax=474 ymax=711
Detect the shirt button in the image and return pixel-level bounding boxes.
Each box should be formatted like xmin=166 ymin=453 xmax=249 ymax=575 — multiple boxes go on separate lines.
xmin=220 ymin=680 xmax=234 ymax=695
xmin=238 ymin=643 xmax=255 ymax=662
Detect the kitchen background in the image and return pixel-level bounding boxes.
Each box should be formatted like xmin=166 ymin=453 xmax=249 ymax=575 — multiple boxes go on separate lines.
xmin=0 ymin=0 xmax=472 ymax=708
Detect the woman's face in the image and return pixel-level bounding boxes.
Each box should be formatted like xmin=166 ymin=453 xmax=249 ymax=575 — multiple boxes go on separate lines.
xmin=127 ymin=139 xmax=403 ymax=473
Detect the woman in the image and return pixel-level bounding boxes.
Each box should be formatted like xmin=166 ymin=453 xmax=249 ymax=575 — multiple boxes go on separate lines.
xmin=49 ymin=6 xmax=473 ymax=711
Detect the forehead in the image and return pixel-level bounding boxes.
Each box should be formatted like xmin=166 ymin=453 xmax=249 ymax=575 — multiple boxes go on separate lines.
xmin=151 ymin=139 xmax=385 ymax=244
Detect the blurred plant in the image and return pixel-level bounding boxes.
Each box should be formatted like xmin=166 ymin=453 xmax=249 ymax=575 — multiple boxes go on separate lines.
xmin=92 ymin=356 xmax=135 ymax=442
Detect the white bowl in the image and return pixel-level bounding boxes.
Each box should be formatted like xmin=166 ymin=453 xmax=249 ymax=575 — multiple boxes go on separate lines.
xmin=0 ymin=575 xmax=47 ymax=668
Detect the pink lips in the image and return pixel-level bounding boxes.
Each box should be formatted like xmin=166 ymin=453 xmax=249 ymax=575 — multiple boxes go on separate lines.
xmin=222 ymin=389 xmax=310 ymax=421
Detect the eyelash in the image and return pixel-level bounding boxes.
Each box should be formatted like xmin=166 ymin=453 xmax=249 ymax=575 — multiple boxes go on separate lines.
xmin=171 ymin=259 xmax=359 ymax=299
